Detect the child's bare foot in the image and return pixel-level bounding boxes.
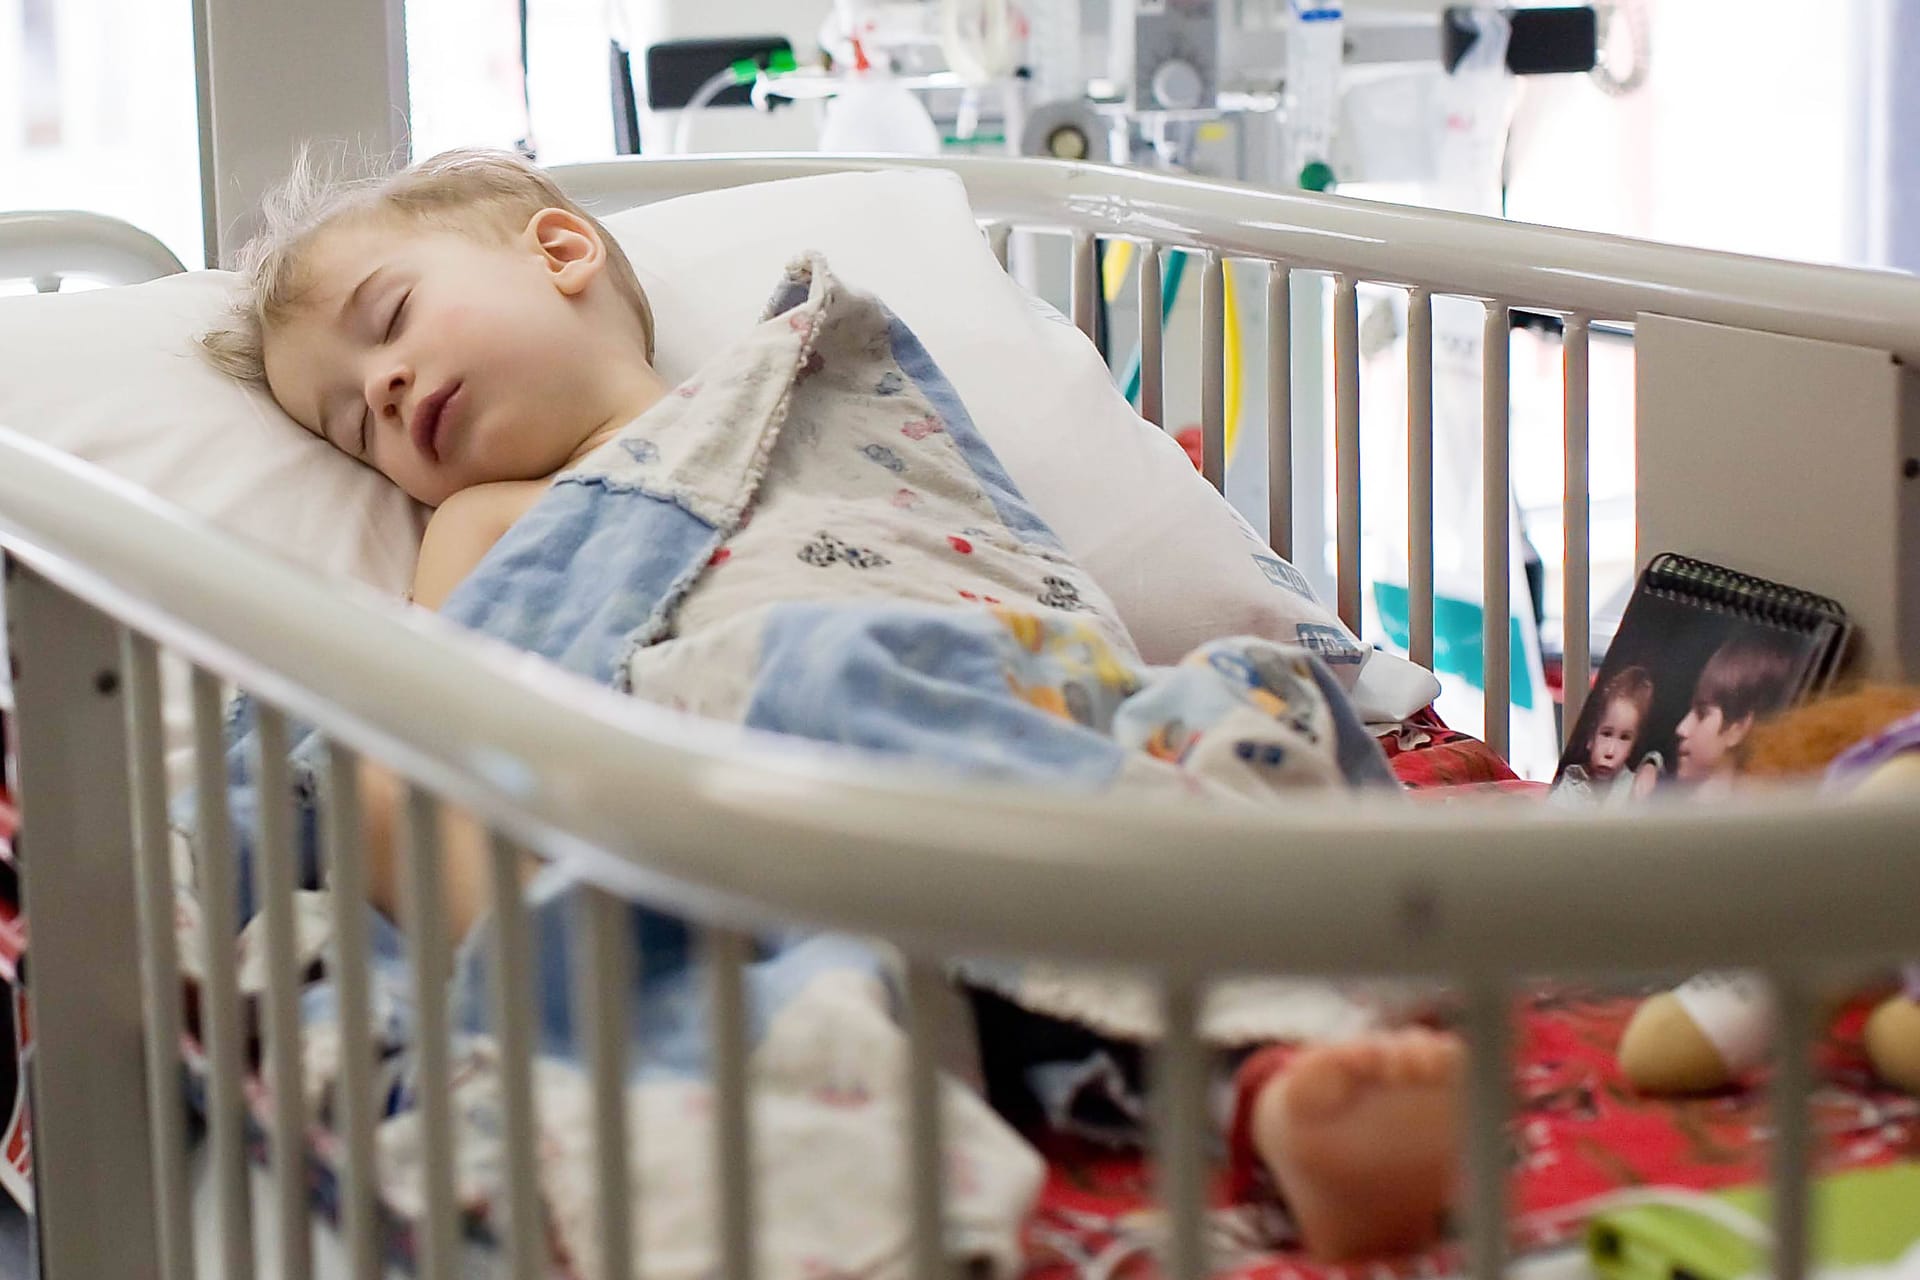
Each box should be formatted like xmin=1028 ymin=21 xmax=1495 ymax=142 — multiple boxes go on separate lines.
xmin=1250 ymin=1029 xmax=1465 ymax=1262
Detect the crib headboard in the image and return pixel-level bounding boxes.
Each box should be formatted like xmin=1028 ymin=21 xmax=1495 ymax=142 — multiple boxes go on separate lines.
xmin=0 ymin=209 xmax=185 ymax=292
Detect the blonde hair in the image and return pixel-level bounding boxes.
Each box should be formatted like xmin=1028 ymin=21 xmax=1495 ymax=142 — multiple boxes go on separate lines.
xmin=198 ymin=146 xmax=654 ymax=381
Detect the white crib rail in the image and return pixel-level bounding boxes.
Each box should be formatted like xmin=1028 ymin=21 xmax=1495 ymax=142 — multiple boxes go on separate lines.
xmin=0 ymin=209 xmax=186 ymax=290
xmin=2 ymin=423 xmax=1918 ymax=1280
xmin=5 ymin=428 xmax=1916 ymax=977
xmin=554 ymin=155 xmax=1920 ymax=357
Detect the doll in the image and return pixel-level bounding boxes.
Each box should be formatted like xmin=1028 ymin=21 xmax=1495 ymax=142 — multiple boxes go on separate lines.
xmin=1616 ymin=685 xmax=1920 ymax=1096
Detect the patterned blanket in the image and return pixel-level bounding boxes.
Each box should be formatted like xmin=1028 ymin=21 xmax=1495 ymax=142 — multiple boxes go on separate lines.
xmin=182 ymin=256 xmax=1455 ymax=1280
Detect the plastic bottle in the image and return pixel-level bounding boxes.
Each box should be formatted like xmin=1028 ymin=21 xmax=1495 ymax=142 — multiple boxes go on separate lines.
xmin=1284 ymin=0 xmax=1343 ymax=190
xmin=1027 ymin=0 xmax=1083 ymax=105
xmin=819 ymin=78 xmax=943 ymax=155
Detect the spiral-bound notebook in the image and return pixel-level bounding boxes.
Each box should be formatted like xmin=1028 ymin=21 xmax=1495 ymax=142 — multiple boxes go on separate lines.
xmin=1552 ymin=553 xmax=1851 ymax=797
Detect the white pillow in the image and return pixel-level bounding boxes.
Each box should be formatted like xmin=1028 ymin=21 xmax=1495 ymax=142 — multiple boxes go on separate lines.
xmin=0 ymin=272 xmax=425 ymax=788
xmin=0 ymin=170 xmax=1436 ymax=729
xmin=0 ymin=271 xmax=425 ymax=591
xmin=601 ymin=170 xmax=1437 ymax=721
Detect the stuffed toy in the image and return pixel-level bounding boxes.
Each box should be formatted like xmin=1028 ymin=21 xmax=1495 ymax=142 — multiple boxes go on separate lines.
xmin=1616 ymin=685 xmax=1920 ymax=1096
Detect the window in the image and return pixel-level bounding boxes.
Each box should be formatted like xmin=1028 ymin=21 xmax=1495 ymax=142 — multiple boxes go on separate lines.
xmin=1 ymin=0 xmax=204 ymax=274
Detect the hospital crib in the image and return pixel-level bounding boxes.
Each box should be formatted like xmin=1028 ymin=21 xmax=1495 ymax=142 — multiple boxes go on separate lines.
xmin=2 ymin=155 xmax=1919 ymax=1280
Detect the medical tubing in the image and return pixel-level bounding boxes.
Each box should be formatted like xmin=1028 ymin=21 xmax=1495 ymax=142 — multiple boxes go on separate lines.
xmin=1222 ymin=264 xmax=1244 ymax=458
xmin=1121 ymin=248 xmax=1189 ymax=406
xmin=1116 ymin=250 xmax=1240 ymax=455
xmin=673 ymin=65 xmax=752 ymax=156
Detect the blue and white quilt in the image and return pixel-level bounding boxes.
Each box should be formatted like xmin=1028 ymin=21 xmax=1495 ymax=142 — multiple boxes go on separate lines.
xmin=437 ymin=255 xmax=1392 ymax=802
xmin=185 ymin=257 xmax=1407 ymax=1279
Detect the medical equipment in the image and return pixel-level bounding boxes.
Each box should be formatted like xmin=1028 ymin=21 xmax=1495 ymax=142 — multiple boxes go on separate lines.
xmin=619 ymin=1 xmax=1601 ymax=184
xmin=8 ymin=153 xmax=1920 ymax=1280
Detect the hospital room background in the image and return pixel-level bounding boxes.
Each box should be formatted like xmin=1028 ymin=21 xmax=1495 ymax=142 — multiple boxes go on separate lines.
xmin=4 ymin=3 xmax=1920 ymax=1278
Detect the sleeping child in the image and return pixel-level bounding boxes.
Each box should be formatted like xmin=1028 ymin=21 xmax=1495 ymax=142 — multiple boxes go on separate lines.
xmin=200 ymin=146 xmax=1470 ymax=1264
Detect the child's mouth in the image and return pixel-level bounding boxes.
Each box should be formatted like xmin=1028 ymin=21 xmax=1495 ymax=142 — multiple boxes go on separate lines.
xmin=411 ymin=382 xmax=461 ymax=462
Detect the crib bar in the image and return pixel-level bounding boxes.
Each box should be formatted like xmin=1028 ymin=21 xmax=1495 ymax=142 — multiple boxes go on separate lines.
xmin=323 ymin=742 xmax=382 ymax=1280
xmin=905 ymin=960 xmax=949 ymax=1280
xmin=1154 ymin=981 xmax=1209 ymax=1280
xmin=1561 ymin=318 xmax=1592 ymax=742
xmin=1267 ymin=262 xmax=1293 ymax=561
xmin=1481 ymin=302 xmax=1512 ymax=762
xmin=1140 ymin=244 xmax=1165 ymax=429
xmin=1071 ymin=231 xmax=1098 ymax=341
xmin=4 ymin=566 xmax=161 ymax=1280
xmin=123 ymin=634 xmax=195 ymax=1280
xmin=1201 ymin=252 xmax=1227 ymax=493
xmin=707 ymin=926 xmax=757 ymax=1280
xmin=987 ymin=222 xmax=1011 ymax=271
xmin=254 ymin=706 xmax=314 ymax=1280
xmin=1769 ymin=972 xmax=1815 ymax=1280
xmin=1334 ymin=275 xmax=1362 ymax=635
xmin=488 ymin=832 xmax=545 ymax=1280
xmin=1408 ymin=288 xmax=1436 ymax=670
xmin=578 ymin=885 xmax=637 ymax=1280
xmin=192 ymin=667 xmax=258 ymax=1280
xmin=401 ymin=787 xmax=458 ymax=1280
xmin=1463 ymin=980 xmax=1512 ymax=1280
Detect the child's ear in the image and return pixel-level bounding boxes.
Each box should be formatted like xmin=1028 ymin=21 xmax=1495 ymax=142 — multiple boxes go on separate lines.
xmin=524 ymin=207 xmax=605 ymax=296
xmin=1725 ymin=711 xmax=1758 ymax=750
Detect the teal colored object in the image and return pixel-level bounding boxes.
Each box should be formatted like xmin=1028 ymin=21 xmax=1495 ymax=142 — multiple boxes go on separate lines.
xmin=1120 ymin=248 xmax=1190 ymax=406
xmin=1298 ymin=160 xmax=1337 ymax=192
xmin=1373 ymin=582 xmax=1533 ymax=709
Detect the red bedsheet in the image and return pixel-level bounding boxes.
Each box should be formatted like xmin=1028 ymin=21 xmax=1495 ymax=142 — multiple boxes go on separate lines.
xmin=1381 ymin=707 xmax=1535 ymax=793
xmin=1021 ymin=988 xmax=1920 ymax=1280
xmin=1019 ymin=721 xmax=1914 ymax=1279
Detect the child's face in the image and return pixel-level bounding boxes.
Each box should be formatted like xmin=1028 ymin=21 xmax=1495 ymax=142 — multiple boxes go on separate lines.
xmin=1673 ymin=699 xmax=1748 ymax=781
xmin=263 ymin=211 xmax=652 ymax=506
xmin=1587 ymin=697 xmax=1640 ymax=777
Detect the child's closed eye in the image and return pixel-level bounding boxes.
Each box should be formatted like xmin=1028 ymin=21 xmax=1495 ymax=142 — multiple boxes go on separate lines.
xmin=384 ymin=290 xmax=411 ymax=343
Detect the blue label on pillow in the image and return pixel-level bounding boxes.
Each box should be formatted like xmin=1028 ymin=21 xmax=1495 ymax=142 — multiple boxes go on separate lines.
xmin=1294 ymin=622 xmax=1365 ymax=666
xmin=1022 ymin=291 xmax=1076 ymax=329
xmin=1252 ymin=553 xmax=1320 ymax=604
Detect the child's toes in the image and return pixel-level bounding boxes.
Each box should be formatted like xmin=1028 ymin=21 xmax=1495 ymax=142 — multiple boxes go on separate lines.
xmin=1339 ymin=1042 xmax=1397 ymax=1091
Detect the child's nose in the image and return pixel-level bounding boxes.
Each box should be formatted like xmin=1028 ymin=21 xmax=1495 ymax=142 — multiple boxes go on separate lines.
xmin=368 ymin=367 xmax=410 ymax=419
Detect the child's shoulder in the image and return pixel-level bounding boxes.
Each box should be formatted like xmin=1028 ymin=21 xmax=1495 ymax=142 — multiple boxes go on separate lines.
xmin=413 ymin=480 xmax=546 ymax=609
xmin=429 ymin=479 xmax=545 ymax=533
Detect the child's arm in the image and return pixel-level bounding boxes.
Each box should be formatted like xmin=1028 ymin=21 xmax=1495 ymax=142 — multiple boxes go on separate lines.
xmin=358 ymin=481 xmax=543 ymax=943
